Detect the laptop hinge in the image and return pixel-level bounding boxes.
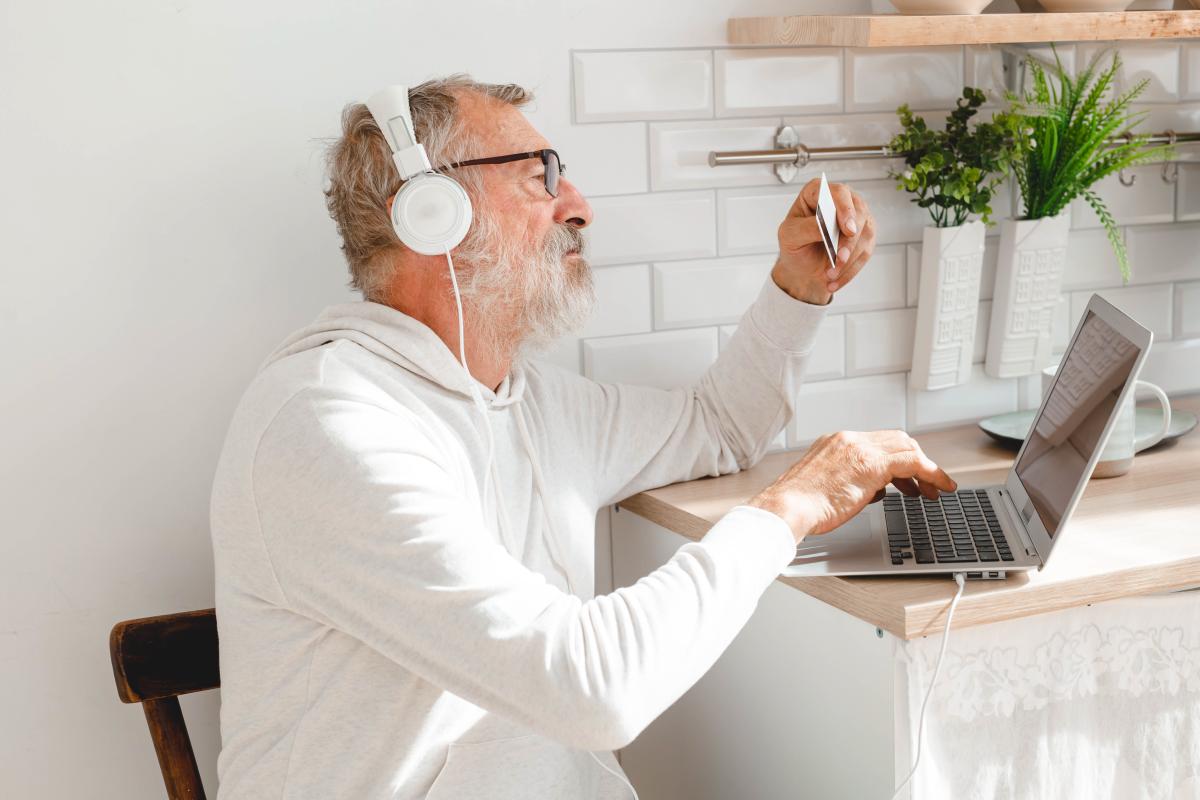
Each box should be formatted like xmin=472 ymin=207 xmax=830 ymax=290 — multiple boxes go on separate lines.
xmin=996 ymin=488 xmax=1042 ymax=563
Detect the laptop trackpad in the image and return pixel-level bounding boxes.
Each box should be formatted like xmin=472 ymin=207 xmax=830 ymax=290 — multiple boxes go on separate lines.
xmin=787 ymin=506 xmax=883 ymax=574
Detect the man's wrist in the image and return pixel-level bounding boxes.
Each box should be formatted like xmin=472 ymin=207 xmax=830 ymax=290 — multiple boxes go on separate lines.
xmin=746 ymin=489 xmax=817 ymax=545
xmin=771 ymin=258 xmax=832 ymax=307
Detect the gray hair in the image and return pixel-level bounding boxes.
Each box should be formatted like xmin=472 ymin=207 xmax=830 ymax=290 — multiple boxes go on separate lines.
xmin=322 ymin=74 xmax=532 ymax=301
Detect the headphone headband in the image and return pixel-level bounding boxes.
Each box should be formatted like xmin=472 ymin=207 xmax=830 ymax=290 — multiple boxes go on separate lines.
xmin=363 ymin=83 xmax=473 ymax=256
xmin=366 ymin=85 xmax=431 ymax=180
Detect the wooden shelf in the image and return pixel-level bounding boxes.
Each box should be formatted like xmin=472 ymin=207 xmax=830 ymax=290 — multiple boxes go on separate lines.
xmin=727 ymin=10 xmax=1200 ymax=48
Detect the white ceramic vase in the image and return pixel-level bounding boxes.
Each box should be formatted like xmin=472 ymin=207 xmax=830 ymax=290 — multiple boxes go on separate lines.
xmin=984 ymin=211 xmax=1070 ymax=379
xmin=910 ymin=220 xmax=986 ymax=391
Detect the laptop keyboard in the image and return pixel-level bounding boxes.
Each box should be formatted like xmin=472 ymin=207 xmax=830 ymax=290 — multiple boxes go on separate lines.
xmin=883 ymin=490 xmax=1014 ymax=565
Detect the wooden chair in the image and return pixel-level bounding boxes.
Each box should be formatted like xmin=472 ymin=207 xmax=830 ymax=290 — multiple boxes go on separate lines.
xmin=109 ymin=608 xmax=220 ymax=800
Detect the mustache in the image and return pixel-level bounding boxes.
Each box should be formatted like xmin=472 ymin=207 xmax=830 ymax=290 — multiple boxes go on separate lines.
xmin=543 ymin=223 xmax=586 ymax=258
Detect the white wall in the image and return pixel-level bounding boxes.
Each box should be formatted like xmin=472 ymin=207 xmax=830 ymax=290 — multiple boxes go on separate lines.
xmin=4 ymin=1 xmax=1199 ymax=798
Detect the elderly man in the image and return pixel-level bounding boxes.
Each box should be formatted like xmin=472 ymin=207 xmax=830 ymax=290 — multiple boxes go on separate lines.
xmin=209 ymin=74 xmax=955 ymax=799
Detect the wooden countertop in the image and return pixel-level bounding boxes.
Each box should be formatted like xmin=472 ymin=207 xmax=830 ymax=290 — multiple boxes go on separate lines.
xmin=616 ymin=395 xmax=1200 ymax=640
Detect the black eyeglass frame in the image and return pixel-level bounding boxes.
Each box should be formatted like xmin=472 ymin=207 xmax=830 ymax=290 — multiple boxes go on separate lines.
xmin=437 ymin=149 xmax=565 ymax=198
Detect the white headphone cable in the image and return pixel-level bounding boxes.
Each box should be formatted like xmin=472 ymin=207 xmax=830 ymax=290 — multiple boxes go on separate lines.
xmin=891 ymin=571 xmax=967 ymax=800
xmin=588 ymin=750 xmax=639 ymax=800
xmin=444 ymin=248 xmax=498 ymax=534
xmin=444 ymin=247 xmax=635 ymax=800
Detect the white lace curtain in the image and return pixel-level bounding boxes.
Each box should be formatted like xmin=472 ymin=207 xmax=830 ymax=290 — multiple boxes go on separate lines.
xmin=896 ymin=589 xmax=1200 ymax=799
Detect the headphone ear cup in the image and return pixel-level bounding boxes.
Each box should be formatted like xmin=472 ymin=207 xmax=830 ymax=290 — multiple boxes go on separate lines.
xmin=390 ymin=172 xmax=473 ymax=256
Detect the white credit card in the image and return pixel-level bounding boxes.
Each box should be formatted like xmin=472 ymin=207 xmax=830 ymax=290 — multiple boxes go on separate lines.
xmin=815 ymin=172 xmax=839 ymax=271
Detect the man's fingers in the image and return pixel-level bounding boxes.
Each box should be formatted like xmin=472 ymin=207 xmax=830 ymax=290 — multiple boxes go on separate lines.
xmin=829 ymin=249 xmax=869 ymax=293
xmin=828 ymin=213 xmax=875 ymax=282
xmin=786 ymin=178 xmax=821 ymax=218
xmin=778 ymin=215 xmax=824 ymax=251
xmin=886 ymin=450 xmax=958 ymax=496
xmin=832 ymin=184 xmax=859 ymax=236
xmin=890 ymin=477 xmax=921 ymax=497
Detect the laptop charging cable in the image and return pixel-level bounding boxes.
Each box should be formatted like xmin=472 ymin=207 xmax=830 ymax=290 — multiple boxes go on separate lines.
xmin=891 ymin=571 xmax=967 ymax=800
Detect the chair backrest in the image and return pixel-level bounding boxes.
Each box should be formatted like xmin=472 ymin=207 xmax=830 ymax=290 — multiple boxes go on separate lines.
xmin=109 ymin=608 xmax=220 ymax=800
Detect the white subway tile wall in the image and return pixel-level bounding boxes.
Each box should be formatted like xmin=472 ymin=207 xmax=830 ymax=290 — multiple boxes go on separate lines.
xmin=1140 ymin=339 xmax=1200 ymax=395
xmin=788 ymin=373 xmax=908 ymax=445
xmin=1184 ymin=44 xmax=1200 ymax=101
xmin=650 ymin=118 xmax=782 ymax=191
xmin=715 ymin=48 xmax=843 ymax=118
xmin=966 ymin=44 xmax=1076 ymax=102
xmin=573 ymin=50 xmax=713 ymax=123
xmin=845 ymin=307 xmax=917 ymax=376
xmin=1126 ymin=223 xmax=1200 ymax=284
xmin=1077 ymin=43 xmax=1180 ymax=104
xmin=1070 ymin=166 xmax=1176 ymax=230
xmin=1062 ymin=228 xmax=1124 ymax=291
xmin=1178 ymin=164 xmax=1200 ymax=222
xmin=1177 ymin=281 xmax=1200 ymax=339
xmin=552 ymin=121 xmax=648 ymax=197
xmin=1068 ymin=283 xmax=1174 ymax=341
xmin=587 ymin=191 xmax=716 ymax=265
xmin=562 ymin=42 xmax=1200 ymax=449
xmin=716 ymin=185 xmax=795 ymax=256
xmin=832 ymin=243 xmax=907 ymax=312
xmin=907 ymin=364 xmax=1019 ymax=430
xmin=845 ymin=47 xmax=964 ymax=113
xmin=653 ymin=257 xmax=774 ymax=329
xmin=580 ymin=264 xmax=653 ymax=339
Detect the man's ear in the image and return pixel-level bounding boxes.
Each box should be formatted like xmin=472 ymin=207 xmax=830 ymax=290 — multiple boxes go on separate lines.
xmin=386 ymin=194 xmax=395 ymax=216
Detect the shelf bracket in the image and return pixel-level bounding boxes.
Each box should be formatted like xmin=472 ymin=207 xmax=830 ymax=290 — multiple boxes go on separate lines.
xmin=774 ymin=126 xmax=806 ymax=184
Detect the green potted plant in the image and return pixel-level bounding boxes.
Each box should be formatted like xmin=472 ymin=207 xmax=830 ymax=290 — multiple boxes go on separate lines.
xmin=985 ymin=48 xmax=1172 ymax=380
xmin=887 ymin=87 xmax=1026 ymax=391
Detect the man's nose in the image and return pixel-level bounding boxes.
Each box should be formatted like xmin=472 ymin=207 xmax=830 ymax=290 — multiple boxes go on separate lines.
xmin=553 ymin=178 xmax=592 ymax=229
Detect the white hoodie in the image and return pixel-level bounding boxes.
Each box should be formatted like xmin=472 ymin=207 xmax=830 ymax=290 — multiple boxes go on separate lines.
xmin=209 ymin=273 xmax=826 ymax=799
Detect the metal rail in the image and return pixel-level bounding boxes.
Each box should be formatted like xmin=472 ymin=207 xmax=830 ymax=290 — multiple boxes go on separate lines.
xmin=709 ymin=130 xmax=1200 ymax=167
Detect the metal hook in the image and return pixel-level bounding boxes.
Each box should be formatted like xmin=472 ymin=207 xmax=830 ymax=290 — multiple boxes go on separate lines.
xmin=1117 ymin=131 xmax=1138 ymax=187
xmin=1162 ymin=130 xmax=1179 ymax=185
xmin=1118 ymin=168 xmax=1137 ymax=187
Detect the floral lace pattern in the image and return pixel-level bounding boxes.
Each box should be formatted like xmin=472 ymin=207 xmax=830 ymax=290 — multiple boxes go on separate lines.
xmin=900 ymin=595 xmax=1200 ymax=722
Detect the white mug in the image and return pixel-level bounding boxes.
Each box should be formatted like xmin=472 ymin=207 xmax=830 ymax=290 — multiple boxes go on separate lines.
xmin=1041 ymin=362 xmax=1171 ymax=479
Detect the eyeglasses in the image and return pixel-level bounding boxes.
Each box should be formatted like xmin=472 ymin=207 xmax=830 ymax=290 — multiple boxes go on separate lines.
xmin=437 ymin=148 xmax=565 ymax=198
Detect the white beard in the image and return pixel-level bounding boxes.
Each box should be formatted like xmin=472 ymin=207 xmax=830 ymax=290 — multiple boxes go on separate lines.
xmin=450 ymin=209 xmax=595 ymax=366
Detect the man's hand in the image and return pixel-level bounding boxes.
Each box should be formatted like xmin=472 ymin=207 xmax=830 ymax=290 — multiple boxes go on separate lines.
xmin=773 ymin=178 xmax=877 ymax=306
xmin=746 ymin=430 xmax=957 ymax=544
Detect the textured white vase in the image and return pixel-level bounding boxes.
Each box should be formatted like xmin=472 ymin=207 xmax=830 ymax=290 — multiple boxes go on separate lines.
xmin=984 ymin=211 xmax=1070 ymax=379
xmin=910 ymin=220 xmax=986 ymax=391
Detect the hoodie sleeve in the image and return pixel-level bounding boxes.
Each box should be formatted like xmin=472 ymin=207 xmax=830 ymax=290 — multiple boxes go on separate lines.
xmin=572 ymin=273 xmax=827 ymax=508
xmin=251 ymin=389 xmax=797 ymax=752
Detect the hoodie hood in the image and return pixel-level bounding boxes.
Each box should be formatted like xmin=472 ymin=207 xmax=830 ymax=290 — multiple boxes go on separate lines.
xmin=261 ymin=300 xmax=528 ymax=409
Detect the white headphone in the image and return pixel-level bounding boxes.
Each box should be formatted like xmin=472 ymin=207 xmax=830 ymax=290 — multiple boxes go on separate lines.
xmin=366 ymin=85 xmax=472 ymax=255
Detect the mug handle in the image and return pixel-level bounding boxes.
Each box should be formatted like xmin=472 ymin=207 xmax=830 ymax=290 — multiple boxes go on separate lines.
xmin=1133 ymin=380 xmax=1172 ymax=453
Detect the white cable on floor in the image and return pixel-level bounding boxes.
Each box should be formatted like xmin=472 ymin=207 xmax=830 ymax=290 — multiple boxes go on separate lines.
xmin=891 ymin=572 xmax=967 ymax=800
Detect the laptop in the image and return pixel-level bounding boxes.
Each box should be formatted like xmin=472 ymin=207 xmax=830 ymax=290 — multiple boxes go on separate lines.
xmin=783 ymin=293 xmax=1155 ymax=580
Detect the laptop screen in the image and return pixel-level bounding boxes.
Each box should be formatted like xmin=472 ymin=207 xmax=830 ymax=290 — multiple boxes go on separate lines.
xmin=1014 ymin=310 xmax=1140 ymax=538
